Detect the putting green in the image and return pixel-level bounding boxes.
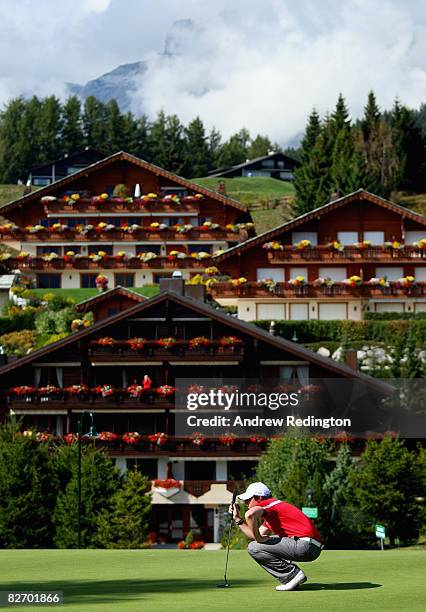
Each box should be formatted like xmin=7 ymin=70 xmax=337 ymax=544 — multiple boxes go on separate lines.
xmin=0 ymin=549 xmax=424 ymax=611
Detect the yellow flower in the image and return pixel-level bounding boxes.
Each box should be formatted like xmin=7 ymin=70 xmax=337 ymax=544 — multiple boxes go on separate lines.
xmin=150 ymin=222 xmax=160 ymax=228
xmin=194 ymin=194 xmax=203 ymax=199
xmin=70 ymin=193 xmax=80 ymax=201
xmin=100 ymin=193 xmax=109 ymax=200
xmin=147 ymin=192 xmax=158 ymax=199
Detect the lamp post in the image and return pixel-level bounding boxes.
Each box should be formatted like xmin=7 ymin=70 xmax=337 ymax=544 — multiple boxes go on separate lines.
xmin=77 ymin=411 xmax=97 ymax=548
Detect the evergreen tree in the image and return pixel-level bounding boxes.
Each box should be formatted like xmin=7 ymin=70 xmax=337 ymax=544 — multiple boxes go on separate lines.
xmin=0 ymin=97 xmax=31 ymax=182
xmin=256 ymin=430 xmax=330 ymax=535
xmin=122 ymin=112 xmax=140 ymax=156
xmin=323 ymin=444 xmax=354 ymax=543
xmin=0 ymin=422 xmax=56 ymax=548
xmin=208 ymin=127 xmax=222 ymax=170
xmin=53 ymin=445 xmax=120 ymax=548
xmin=390 ymin=100 xmax=426 ymax=192
xmin=347 ymin=437 xmax=421 ymax=544
xmin=361 ymin=91 xmax=381 ymax=141
xmin=184 ymin=116 xmax=209 ymax=178
xmin=349 ymin=132 xmax=369 ymax=191
xmin=330 ymin=128 xmax=355 ymax=195
xmin=61 ymin=96 xmax=84 ymax=155
xmin=83 ymin=96 xmax=107 ymax=150
xmin=246 ymin=134 xmax=273 ymax=159
xmin=38 ymin=96 xmax=62 ymax=162
xmin=133 ymin=114 xmax=151 ymax=160
xmin=164 ymin=114 xmax=186 ymax=174
xmin=293 ymin=109 xmax=324 ymax=215
xmin=218 ymin=128 xmax=250 ymax=168
xmin=149 ymin=110 xmax=168 ymax=168
xmin=94 ymin=469 xmax=151 ymax=548
xmin=105 ymin=99 xmax=125 ymax=153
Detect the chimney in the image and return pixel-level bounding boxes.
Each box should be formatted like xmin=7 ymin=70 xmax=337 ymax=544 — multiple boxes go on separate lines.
xmin=184 ymin=284 xmax=206 ymax=302
xmin=345 ymin=348 xmax=358 ymax=371
xmin=159 ymin=277 xmax=184 ymax=295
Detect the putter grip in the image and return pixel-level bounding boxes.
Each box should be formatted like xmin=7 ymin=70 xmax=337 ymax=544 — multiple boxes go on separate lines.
xmin=232 ymin=489 xmax=237 ymax=508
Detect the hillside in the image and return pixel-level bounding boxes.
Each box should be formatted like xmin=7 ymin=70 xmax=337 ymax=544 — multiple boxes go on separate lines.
xmin=0 ymin=185 xmax=27 ymax=208
xmin=193 ymin=177 xmax=295 ymax=233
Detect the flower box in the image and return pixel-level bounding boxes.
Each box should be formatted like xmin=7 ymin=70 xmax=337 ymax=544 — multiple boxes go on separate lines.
xmin=154 ymin=486 xmax=180 ymax=498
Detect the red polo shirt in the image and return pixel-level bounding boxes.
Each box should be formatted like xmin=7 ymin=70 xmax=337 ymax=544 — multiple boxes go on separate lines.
xmin=257 ymin=498 xmax=322 ymax=541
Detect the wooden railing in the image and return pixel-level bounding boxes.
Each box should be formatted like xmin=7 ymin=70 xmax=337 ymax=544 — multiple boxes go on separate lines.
xmin=0 ymin=228 xmax=240 ymax=242
xmin=210 ymin=281 xmax=426 ymax=299
xmin=44 ymin=198 xmax=201 ymax=215
xmin=89 ymin=339 xmax=244 ymax=361
xmin=2 ymin=256 xmax=212 ymax=270
xmin=267 ymin=245 xmax=426 ymax=262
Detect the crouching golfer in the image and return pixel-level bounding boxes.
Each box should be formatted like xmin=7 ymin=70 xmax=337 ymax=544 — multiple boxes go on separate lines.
xmin=230 ymin=482 xmax=323 ymax=591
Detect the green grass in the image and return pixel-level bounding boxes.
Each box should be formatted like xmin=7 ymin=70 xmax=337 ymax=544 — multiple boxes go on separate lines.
xmin=0 ymin=549 xmax=424 ymax=611
xmin=0 ymin=184 xmax=27 ymax=208
xmin=193 ymin=176 xmax=295 ymax=205
xmin=31 ymin=286 xmax=159 ymax=303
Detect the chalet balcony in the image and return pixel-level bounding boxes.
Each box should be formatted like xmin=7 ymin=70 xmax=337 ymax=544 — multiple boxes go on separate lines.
xmin=267 ymin=245 xmax=426 ymax=263
xmin=209 ymin=281 xmax=426 ymax=299
xmin=105 ymin=436 xmax=266 ymax=457
xmin=0 ymin=227 xmax=240 ymax=242
xmin=88 ymin=339 xmax=244 ymax=362
xmin=43 ymin=198 xmax=201 ymax=215
xmin=2 ymin=256 xmax=211 ymax=271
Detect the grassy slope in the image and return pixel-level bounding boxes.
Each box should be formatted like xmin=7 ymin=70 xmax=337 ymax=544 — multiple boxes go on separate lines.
xmin=32 ymin=286 xmax=159 ymax=303
xmin=193 ymin=177 xmax=295 ymax=234
xmin=0 ymin=549 xmax=424 ymax=611
xmin=0 ymin=184 xmax=26 ymax=208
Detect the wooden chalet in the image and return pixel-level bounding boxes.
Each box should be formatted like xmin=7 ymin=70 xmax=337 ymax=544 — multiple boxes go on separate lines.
xmin=208 ymin=152 xmax=300 ymax=182
xmin=0 ymin=151 xmax=254 ymax=290
xmin=75 ymin=285 xmax=147 ymax=322
xmin=210 ymin=190 xmax=426 ymax=321
xmin=0 ymin=280 xmax=390 ymax=543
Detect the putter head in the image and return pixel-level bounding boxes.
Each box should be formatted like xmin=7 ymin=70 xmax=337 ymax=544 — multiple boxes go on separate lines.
xmin=216 ymin=582 xmax=231 ymax=588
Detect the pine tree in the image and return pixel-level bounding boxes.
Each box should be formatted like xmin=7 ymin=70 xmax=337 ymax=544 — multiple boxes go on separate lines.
xmin=0 ymin=422 xmax=57 ymax=547
xmin=390 ymin=100 xmax=426 ymax=192
xmin=293 ymin=109 xmax=324 ymax=215
xmin=38 ymin=96 xmax=63 ymax=162
xmin=133 ymin=115 xmax=151 ymax=160
xmin=361 ymin=91 xmax=381 ymax=141
xmin=61 ymin=96 xmax=84 ymax=155
xmin=208 ymin=127 xmax=222 ymax=170
xmin=53 ymin=445 xmax=120 ymax=548
xmin=246 ymin=134 xmax=273 ymax=159
xmin=323 ymin=444 xmax=354 ymax=543
xmin=83 ymin=96 xmax=107 ymax=150
xmin=122 ymin=112 xmax=140 ymax=156
xmin=184 ymin=116 xmax=209 ymax=178
xmin=94 ymin=468 xmax=151 ymax=548
xmin=164 ymin=114 xmax=186 ymax=174
xmin=330 ymin=128 xmax=355 ymax=195
xmin=330 ymin=93 xmax=351 ymax=136
xmin=149 ymin=110 xmax=168 ymax=168
xmin=218 ymin=129 xmax=250 ymax=168
xmin=105 ymin=99 xmax=125 ymax=153
xmin=0 ymin=97 xmax=31 ymax=182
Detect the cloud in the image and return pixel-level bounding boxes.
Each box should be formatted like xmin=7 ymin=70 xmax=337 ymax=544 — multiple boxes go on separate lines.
xmin=0 ymin=0 xmax=426 ymax=145
xmin=131 ymin=0 xmax=426 ymax=144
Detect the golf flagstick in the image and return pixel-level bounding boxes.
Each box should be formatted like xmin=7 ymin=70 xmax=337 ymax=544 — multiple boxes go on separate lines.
xmin=217 ymin=488 xmax=238 ymax=588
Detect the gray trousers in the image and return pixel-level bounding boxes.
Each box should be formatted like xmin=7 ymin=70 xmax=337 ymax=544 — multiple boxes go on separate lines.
xmin=247 ymin=537 xmax=321 ymax=583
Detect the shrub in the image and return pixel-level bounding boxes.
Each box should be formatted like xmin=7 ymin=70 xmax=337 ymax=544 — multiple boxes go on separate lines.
xmin=0 ymin=330 xmax=36 ymax=355
xmin=0 ymin=310 xmax=37 ymax=334
xmin=113 ymin=184 xmax=129 ymax=198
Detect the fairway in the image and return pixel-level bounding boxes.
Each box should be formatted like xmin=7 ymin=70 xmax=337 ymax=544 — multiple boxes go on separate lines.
xmin=1 ymin=549 xmax=424 ymax=611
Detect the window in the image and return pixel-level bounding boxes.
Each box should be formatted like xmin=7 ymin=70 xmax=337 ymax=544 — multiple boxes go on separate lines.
xmin=319 ymin=267 xmax=347 ymax=281
xmin=227 ymin=461 xmax=257 ymax=480
xmin=277 ymin=161 xmax=285 ymax=168
xmin=415 ymin=267 xmax=426 ymax=282
xmin=375 ymin=267 xmax=403 ymax=281
xmin=136 ymin=244 xmax=161 ymax=255
xmin=375 ymin=303 xmax=404 ymax=313
xmin=185 ymin=461 xmax=216 ymax=480
xmin=256 ymin=268 xmax=284 ymax=282
xmin=67 ymin=218 xmax=87 ymax=228
xmin=406 ymin=231 xmax=426 ymax=244
xmin=337 ymin=231 xmax=358 ymax=245
xmin=107 ymin=217 xmax=122 ymax=227
xmin=88 ymin=245 xmax=113 ymax=256
xmin=280 ymin=365 xmax=309 ymax=384
xmin=364 ymin=231 xmax=384 ymax=244
xmin=292 ymin=231 xmax=318 ymax=246
xmin=261 ymin=159 xmax=274 ymax=168
xmin=37 ymin=246 xmax=62 ymax=256
xmin=33 ymin=177 xmax=51 ymax=186
xmin=188 ymin=244 xmax=212 ymax=254
xmin=289 ymin=267 xmax=308 ymax=279
xmin=115 ymin=273 xmax=135 ymax=288
xmin=80 ymin=273 xmax=98 ymax=288
xmin=36 ymin=274 xmax=61 ymax=289
xmin=126 ymin=458 xmax=158 ymax=479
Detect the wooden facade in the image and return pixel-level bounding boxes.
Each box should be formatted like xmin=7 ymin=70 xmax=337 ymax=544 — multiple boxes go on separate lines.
xmin=0 ymin=285 xmax=390 ymax=542
xmin=1 ymin=151 xmax=254 ymax=289
xmin=212 ymin=190 xmax=426 ymax=320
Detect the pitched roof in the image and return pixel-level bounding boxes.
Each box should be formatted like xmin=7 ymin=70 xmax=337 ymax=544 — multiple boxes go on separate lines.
xmin=2 ymin=151 xmax=249 ymax=215
xmin=0 ymin=288 xmax=393 ymax=394
xmin=75 ymin=285 xmax=147 ymax=314
xmin=214 ymin=188 xmax=426 ymax=262
xmin=208 ymin=152 xmax=300 ymax=177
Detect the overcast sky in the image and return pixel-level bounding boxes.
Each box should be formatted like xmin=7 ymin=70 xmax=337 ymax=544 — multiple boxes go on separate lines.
xmin=1 ymin=0 xmax=426 ymax=145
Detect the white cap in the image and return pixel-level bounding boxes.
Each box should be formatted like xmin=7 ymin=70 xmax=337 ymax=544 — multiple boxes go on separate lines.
xmin=237 ymin=482 xmax=271 ymax=501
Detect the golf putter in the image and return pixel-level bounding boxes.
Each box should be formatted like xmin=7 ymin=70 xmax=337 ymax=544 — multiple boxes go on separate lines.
xmin=217 ymin=488 xmax=238 ymax=588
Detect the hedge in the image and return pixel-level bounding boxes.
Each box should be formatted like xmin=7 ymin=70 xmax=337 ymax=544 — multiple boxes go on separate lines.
xmin=364 ymin=312 xmax=426 ymax=320
xmin=254 ymin=319 xmax=426 ymax=345
xmin=0 ymin=310 xmax=36 ymax=335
